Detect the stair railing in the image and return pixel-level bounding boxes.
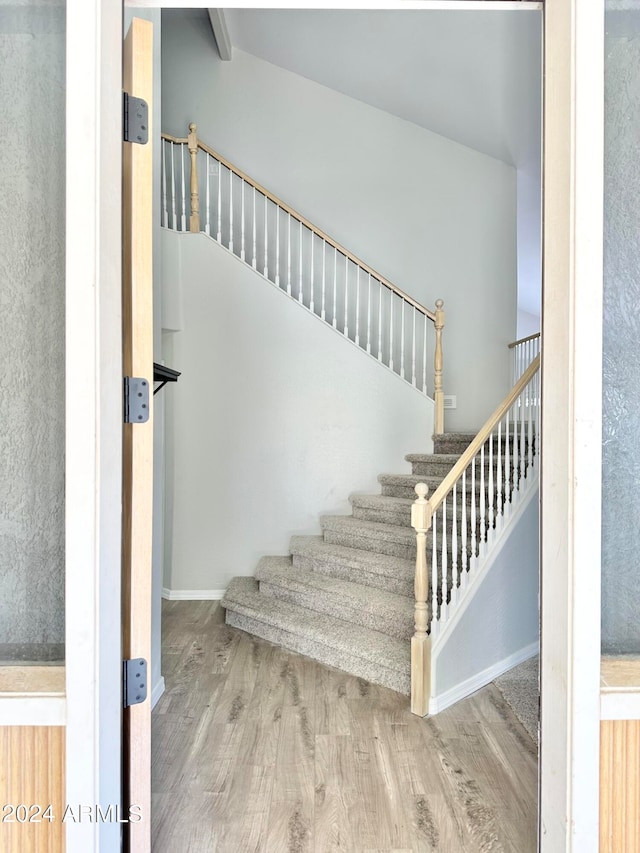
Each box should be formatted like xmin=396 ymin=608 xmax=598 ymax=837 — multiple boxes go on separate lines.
xmin=509 ymin=331 xmax=541 ymax=385
xmin=161 ymin=123 xmax=446 ymax=432
xmin=410 ymin=353 xmax=541 ymax=715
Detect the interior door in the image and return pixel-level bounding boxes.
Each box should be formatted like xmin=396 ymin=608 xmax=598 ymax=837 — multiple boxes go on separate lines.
xmin=122 ymin=16 xmax=154 ymax=853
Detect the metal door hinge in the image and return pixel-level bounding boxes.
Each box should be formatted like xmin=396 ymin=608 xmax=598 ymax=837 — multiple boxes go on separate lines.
xmin=123 ymin=658 xmax=148 ymax=708
xmin=124 ymin=377 xmax=150 ymax=424
xmin=123 ymin=92 xmax=149 ymax=144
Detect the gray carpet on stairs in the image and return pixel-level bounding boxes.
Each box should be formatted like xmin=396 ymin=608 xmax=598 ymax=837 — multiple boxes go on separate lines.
xmin=493 ymin=655 xmax=539 ymax=742
xmin=224 ymin=431 xmax=538 ymax=712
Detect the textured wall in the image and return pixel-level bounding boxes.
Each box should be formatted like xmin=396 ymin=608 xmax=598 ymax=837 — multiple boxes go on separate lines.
xmin=602 ymin=10 xmax=640 ymax=653
xmin=0 ymin=3 xmax=65 ymax=650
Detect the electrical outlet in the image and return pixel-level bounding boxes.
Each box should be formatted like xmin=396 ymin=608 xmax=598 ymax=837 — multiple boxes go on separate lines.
xmin=443 ymin=395 xmax=457 ymax=409
xmin=208 ymin=160 xmax=219 ymax=176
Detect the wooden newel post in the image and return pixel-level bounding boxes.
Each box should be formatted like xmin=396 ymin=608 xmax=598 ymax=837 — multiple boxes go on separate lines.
xmin=411 ymin=482 xmax=432 ymax=716
xmin=188 ymin=122 xmax=200 ymax=233
xmin=433 ymin=298 xmax=445 ymax=435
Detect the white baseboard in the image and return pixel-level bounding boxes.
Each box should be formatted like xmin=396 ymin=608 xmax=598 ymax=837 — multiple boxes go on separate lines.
xmin=429 ymin=640 xmax=539 ymax=715
xmin=162 ymin=587 xmax=226 ymax=601
xmin=151 ymin=676 xmax=165 ymax=710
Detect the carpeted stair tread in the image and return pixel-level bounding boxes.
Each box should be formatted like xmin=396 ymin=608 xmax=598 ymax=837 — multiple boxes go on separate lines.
xmin=321 ymin=515 xmax=416 ymax=559
xmin=378 ymin=473 xmax=443 ymax=496
xmin=349 ymin=493 xmax=414 ymax=526
xmin=289 ymin=535 xmax=414 ymax=596
xmin=222 ymin=577 xmax=410 ymax=694
xmin=255 ymin=555 xmax=413 ymax=638
xmin=321 ymin=514 xmax=414 ymax=543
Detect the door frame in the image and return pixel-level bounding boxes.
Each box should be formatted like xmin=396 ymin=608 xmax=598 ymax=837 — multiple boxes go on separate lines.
xmin=65 ymin=1 xmax=123 ymax=851
xmin=65 ymin=1 xmax=605 ymax=850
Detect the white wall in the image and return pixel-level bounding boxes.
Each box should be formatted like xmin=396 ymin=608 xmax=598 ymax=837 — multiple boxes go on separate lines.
xmin=162 ymin=11 xmax=518 ymax=431
xmin=516 ymin=165 xmax=542 ymax=326
xmin=517 ymin=308 xmax=541 ymax=339
xmin=431 ymin=486 xmax=539 ymax=710
xmin=162 ymin=231 xmax=433 ymax=592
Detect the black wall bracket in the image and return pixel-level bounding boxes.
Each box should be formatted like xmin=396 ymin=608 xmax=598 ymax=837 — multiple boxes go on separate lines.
xmin=153 ymin=363 xmax=181 ymax=396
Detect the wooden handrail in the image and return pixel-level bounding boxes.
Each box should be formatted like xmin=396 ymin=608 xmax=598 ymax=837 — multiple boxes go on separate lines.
xmin=160 ymin=130 xmax=436 ymax=323
xmin=427 ymin=353 xmax=541 ymax=514
xmin=508 ymin=331 xmax=541 ymax=349
xmin=161 ymin=133 xmax=188 ymax=144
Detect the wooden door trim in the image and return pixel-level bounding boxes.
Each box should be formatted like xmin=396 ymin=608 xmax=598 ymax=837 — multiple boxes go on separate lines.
xmin=540 ymin=0 xmax=604 ymax=850
xmin=122 ymin=17 xmax=154 ymax=853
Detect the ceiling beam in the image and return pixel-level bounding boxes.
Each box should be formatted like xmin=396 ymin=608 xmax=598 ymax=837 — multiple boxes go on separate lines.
xmin=208 ymin=8 xmax=233 ymax=61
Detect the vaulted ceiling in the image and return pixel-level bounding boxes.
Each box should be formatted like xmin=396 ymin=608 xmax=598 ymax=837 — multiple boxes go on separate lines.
xmin=221 ymin=8 xmax=542 ymax=171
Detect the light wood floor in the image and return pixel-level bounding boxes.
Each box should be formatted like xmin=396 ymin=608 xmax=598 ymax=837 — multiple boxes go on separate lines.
xmin=152 ymin=601 xmax=538 ymax=852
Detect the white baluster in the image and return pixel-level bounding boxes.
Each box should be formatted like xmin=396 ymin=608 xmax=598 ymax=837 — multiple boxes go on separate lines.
xmin=309 ymin=234 xmax=315 ymax=314
xmin=229 ymin=169 xmax=233 ymax=253
xmin=355 ymin=267 xmax=360 ymax=346
xmin=286 ymin=215 xmax=291 ymax=294
xmin=217 ymin=161 xmax=222 ymax=243
xmin=461 ymin=469 xmax=468 ymax=586
xmin=205 ymin=154 xmax=211 ymax=236
xmin=400 ymin=299 xmax=405 ymax=379
xmin=240 ymin=179 xmax=245 ymax=260
xmin=378 ymin=280 xmax=383 ymax=362
xmin=505 ymin=408 xmax=511 ymax=516
xmin=488 ymin=433 xmax=495 ymax=540
xmin=470 ymin=457 xmax=477 ymax=560
xmin=180 ymin=144 xmax=186 ymax=231
xmin=298 ymin=221 xmax=303 ymax=304
xmin=452 ymin=483 xmax=458 ymax=604
xmin=344 ymin=255 xmax=349 ymax=338
xmin=389 ymin=292 xmax=394 ymax=372
xmin=275 ymin=206 xmax=280 ymax=287
xmin=527 ymin=374 xmax=534 ymax=474
xmin=367 ymin=274 xmax=372 ymax=354
xmin=264 ymin=195 xmax=268 ymax=278
xmin=411 ymin=308 xmax=417 ymax=387
xmin=321 ymin=240 xmax=326 ymax=320
xmin=441 ymin=496 xmax=448 ymax=622
xmin=333 ymin=247 xmax=338 ymax=329
xmin=480 ymin=445 xmax=486 ymax=555
xmin=162 ymin=142 xmax=168 ymax=228
xmin=497 ymin=421 xmax=503 ymax=524
xmin=422 ymin=316 xmax=427 ymax=394
xmin=535 ymin=371 xmax=541 ymax=461
xmin=512 ymin=397 xmax=520 ymax=490
xmin=520 ymin=389 xmax=526 ymax=486
xmin=432 ymin=505 xmax=438 ymax=626
xmin=170 ymin=142 xmax=177 ymax=230
xmin=252 ymin=187 xmax=256 ymax=269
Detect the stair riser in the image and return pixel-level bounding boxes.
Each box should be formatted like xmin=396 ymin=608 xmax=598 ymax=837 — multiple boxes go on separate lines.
xmin=323 ymin=528 xmax=414 ymax=561
xmin=377 ymin=483 xmax=501 ymax=502
xmin=434 ymin=436 xmax=536 ymax=456
xmin=410 ymin=458 xmax=531 ymax=478
xmin=259 ymin=581 xmax=413 ymax=640
xmin=352 ymin=506 xmax=412 ymax=527
xmin=353 ymin=499 xmax=504 ymax=526
xmin=225 ymin=610 xmax=410 ymax=695
xmin=291 ymin=554 xmax=414 ymax=597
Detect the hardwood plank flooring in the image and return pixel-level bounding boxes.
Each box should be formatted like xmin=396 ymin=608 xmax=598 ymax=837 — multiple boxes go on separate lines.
xmin=152 ymin=601 xmax=537 ymax=852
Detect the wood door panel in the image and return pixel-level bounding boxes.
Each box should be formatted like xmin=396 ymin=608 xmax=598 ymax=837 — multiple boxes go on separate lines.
xmin=122 ymin=17 xmax=154 ymax=853
xmin=0 ymin=727 xmax=65 ymax=853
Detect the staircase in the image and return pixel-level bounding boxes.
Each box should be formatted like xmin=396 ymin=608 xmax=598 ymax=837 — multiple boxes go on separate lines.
xmin=162 ymin=121 xmax=541 ymax=716
xmin=222 ymin=432 xmax=478 ymax=695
